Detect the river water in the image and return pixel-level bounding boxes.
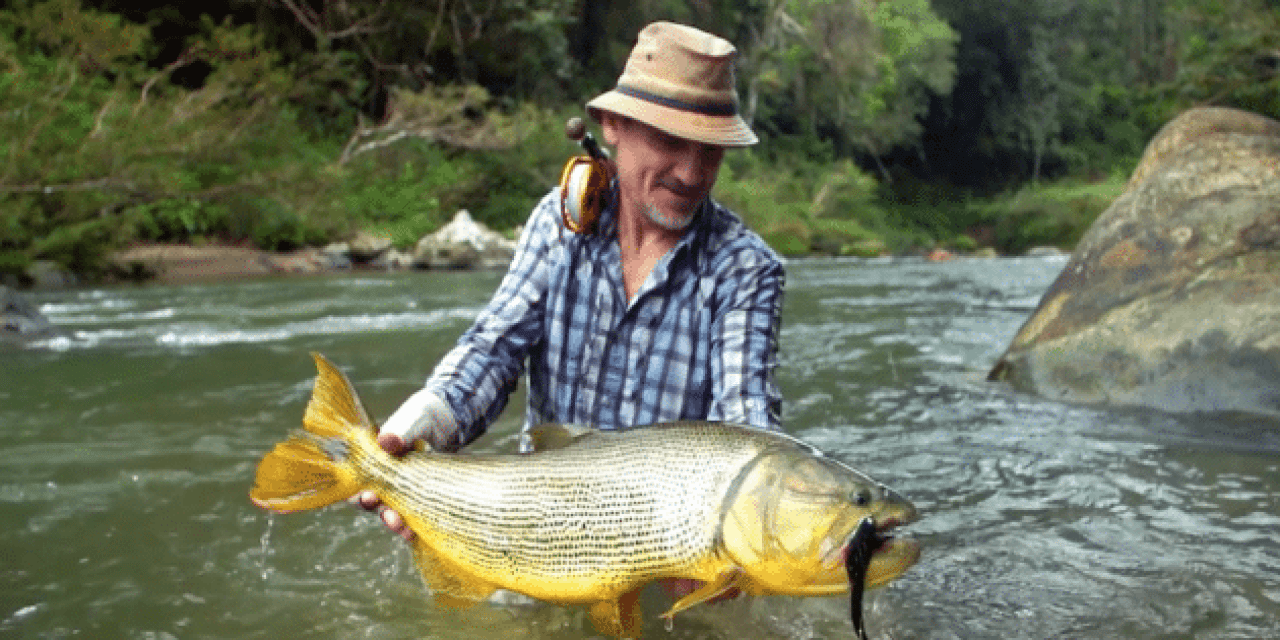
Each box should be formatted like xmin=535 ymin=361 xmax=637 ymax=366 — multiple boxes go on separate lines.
xmin=2 ymin=257 xmax=1278 ymax=639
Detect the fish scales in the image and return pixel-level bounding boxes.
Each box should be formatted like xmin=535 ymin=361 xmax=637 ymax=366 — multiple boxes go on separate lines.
xmin=353 ymin=423 xmax=767 ymax=586
xmin=250 ymin=354 xmax=920 ymax=638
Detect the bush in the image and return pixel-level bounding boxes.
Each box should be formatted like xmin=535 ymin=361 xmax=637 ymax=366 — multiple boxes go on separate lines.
xmin=335 ymin=142 xmax=475 ymax=248
xmin=977 ymin=175 xmax=1125 ymax=254
xmin=717 ymin=154 xmax=903 ymax=256
xmin=468 ymin=105 xmax=584 ymax=231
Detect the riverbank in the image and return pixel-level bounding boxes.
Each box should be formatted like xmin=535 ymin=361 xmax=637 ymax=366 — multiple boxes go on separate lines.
xmin=23 ymin=239 xmax=1049 ymax=291
xmin=12 ymin=173 xmax=1113 ymax=291
xmin=104 ymin=242 xmax=402 ymax=285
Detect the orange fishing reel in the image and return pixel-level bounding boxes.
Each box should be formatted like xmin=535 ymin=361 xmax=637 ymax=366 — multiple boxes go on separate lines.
xmin=559 ymin=117 xmax=613 ymax=234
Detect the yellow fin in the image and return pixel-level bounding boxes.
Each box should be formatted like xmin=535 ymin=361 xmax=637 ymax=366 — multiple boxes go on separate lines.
xmin=304 ymin=352 xmax=376 ymax=439
xmin=411 ymin=542 xmax=497 ymax=608
xmin=525 ymin=423 xmax=595 ymax=451
xmin=659 ymin=568 xmax=744 ymax=621
xmin=587 ymin=588 xmax=643 ymax=639
xmin=249 ymin=353 xmax=368 ymax=512
xmin=249 ymin=437 xmax=360 ymax=512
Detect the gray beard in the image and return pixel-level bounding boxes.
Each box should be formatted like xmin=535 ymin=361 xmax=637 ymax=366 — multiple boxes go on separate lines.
xmin=643 ymin=200 xmax=697 ymax=231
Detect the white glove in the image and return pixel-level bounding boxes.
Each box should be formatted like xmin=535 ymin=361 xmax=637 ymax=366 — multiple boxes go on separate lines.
xmin=379 ymin=388 xmax=460 ymax=453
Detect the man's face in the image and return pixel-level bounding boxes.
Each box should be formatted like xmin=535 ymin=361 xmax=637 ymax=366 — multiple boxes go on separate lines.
xmin=602 ymin=115 xmax=726 ymax=231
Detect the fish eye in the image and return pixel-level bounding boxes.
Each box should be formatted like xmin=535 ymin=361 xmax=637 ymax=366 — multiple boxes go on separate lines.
xmin=852 ymin=489 xmax=872 ymax=507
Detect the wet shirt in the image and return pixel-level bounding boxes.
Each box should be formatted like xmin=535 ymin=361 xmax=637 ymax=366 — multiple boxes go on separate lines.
xmin=425 ymin=188 xmax=785 ymax=445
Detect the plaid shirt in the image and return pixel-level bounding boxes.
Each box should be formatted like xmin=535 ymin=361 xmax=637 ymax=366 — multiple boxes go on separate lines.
xmin=425 ymin=187 xmax=784 ymax=445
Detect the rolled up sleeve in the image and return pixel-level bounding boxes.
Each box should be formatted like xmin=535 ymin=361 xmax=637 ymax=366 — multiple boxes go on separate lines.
xmin=424 ymin=192 xmax=560 ymax=445
xmin=709 ymin=257 xmax=785 ymax=430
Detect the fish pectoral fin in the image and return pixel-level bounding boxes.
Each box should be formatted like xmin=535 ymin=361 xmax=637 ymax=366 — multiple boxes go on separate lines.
xmin=411 ymin=542 xmax=496 ymax=608
xmin=587 ymin=588 xmax=643 ymax=639
xmin=524 ymin=423 xmax=595 ymax=451
xmin=659 ymin=568 xmax=745 ymax=621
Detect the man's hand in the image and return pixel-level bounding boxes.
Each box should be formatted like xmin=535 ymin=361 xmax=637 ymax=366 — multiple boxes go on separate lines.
xmin=355 ymin=488 xmax=416 ymax=542
xmin=353 ymin=389 xmax=459 ymax=542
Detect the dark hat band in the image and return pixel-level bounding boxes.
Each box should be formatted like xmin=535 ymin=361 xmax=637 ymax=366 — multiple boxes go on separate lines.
xmin=614 ymin=84 xmax=738 ymax=117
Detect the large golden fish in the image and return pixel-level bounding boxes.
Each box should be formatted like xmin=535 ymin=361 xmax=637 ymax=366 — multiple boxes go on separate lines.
xmin=250 ymin=354 xmax=920 ymax=637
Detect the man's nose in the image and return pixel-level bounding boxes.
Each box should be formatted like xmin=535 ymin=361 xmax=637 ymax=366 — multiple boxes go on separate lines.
xmin=671 ymin=144 xmax=716 ymax=186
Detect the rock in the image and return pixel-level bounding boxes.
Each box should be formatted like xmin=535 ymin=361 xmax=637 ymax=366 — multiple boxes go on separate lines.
xmin=320 ymin=243 xmax=355 ymax=270
xmin=414 ymin=234 xmax=482 ymax=269
xmin=369 ymin=248 xmax=414 ymax=271
xmin=1024 ymin=246 xmax=1066 ymax=258
xmin=268 ymin=248 xmax=330 ymax=275
xmin=25 ymin=260 xmax=78 ymax=289
xmin=348 ymin=231 xmax=393 ymax=263
xmin=988 ymin=107 xmax=1280 ymax=417
xmin=843 ymin=239 xmax=888 ymax=258
xmin=412 ymin=210 xmax=516 ymax=269
xmin=2 ymin=285 xmax=64 ymax=345
xmin=927 ymin=248 xmax=955 ymax=262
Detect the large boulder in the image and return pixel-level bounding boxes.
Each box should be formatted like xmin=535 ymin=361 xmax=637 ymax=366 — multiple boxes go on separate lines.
xmin=412 ymin=210 xmax=517 ymax=269
xmin=347 ymin=231 xmax=393 ymax=263
xmin=2 ymin=285 xmax=65 ymax=345
xmin=988 ymin=107 xmax=1280 ymax=416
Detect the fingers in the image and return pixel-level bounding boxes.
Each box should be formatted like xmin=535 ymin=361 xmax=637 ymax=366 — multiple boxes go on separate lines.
xmin=377 ymin=432 xmax=410 ymax=457
xmin=356 ymin=490 xmax=381 ymax=510
xmin=379 ymin=507 xmax=416 ymax=542
xmin=353 ymin=490 xmax=415 ymax=542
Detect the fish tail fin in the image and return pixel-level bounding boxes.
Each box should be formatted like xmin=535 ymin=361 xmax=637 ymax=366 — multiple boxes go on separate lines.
xmin=249 ymin=353 xmax=375 ymax=512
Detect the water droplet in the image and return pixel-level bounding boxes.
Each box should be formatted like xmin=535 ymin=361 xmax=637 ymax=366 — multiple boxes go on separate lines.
xmin=258 ymin=513 xmax=275 ymax=580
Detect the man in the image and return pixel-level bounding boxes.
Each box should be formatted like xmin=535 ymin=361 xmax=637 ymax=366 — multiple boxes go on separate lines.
xmin=358 ymin=22 xmax=785 ymax=598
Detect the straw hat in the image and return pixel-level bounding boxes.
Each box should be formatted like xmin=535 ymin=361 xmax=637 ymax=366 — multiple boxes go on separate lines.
xmin=586 ymin=22 xmax=758 ymax=147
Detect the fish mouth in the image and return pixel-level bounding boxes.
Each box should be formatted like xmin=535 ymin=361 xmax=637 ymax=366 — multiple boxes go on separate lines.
xmin=822 ymin=515 xmax=908 ymax=568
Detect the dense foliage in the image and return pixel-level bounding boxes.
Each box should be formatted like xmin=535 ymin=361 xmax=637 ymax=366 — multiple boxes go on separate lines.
xmin=1 ymin=0 xmax=1277 ymax=280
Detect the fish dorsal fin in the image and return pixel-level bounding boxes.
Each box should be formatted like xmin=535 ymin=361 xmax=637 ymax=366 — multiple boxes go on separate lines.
xmin=525 ymin=423 xmax=595 ymax=452
xmin=305 ymin=353 xmax=376 ymax=438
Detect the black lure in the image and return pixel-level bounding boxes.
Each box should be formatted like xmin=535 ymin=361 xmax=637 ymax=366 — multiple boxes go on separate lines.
xmin=844 ymin=516 xmax=880 ymax=640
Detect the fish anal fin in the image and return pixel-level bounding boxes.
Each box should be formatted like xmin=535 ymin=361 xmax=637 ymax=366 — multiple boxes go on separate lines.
xmin=587 ymin=588 xmax=643 ymax=639
xmin=525 ymin=423 xmax=595 ymax=452
xmin=411 ymin=542 xmax=497 ymax=609
xmin=305 ymin=353 xmax=376 ymax=439
xmin=659 ymin=568 xmax=745 ymax=621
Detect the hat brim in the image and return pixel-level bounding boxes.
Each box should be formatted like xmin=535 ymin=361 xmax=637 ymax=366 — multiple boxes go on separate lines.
xmin=587 ymin=90 xmax=758 ymax=148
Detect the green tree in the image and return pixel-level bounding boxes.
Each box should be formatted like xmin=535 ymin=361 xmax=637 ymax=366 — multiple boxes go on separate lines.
xmin=245 ymin=0 xmax=577 ymax=104
xmin=736 ymin=0 xmax=956 ymax=166
xmin=1162 ymin=0 xmax=1280 ymax=118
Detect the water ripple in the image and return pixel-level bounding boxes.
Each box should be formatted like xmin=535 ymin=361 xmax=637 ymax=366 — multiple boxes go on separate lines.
xmin=5 ymin=258 xmax=1279 ymax=638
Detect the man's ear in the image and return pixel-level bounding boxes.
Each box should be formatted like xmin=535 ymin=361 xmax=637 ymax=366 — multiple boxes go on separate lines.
xmin=599 ymin=112 xmax=622 ymax=147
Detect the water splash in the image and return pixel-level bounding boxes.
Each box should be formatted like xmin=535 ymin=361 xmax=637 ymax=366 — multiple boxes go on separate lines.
xmin=0 ymin=603 xmax=43 ymax=631
xmin=258 ymin=513 xmax=275 ymax=580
